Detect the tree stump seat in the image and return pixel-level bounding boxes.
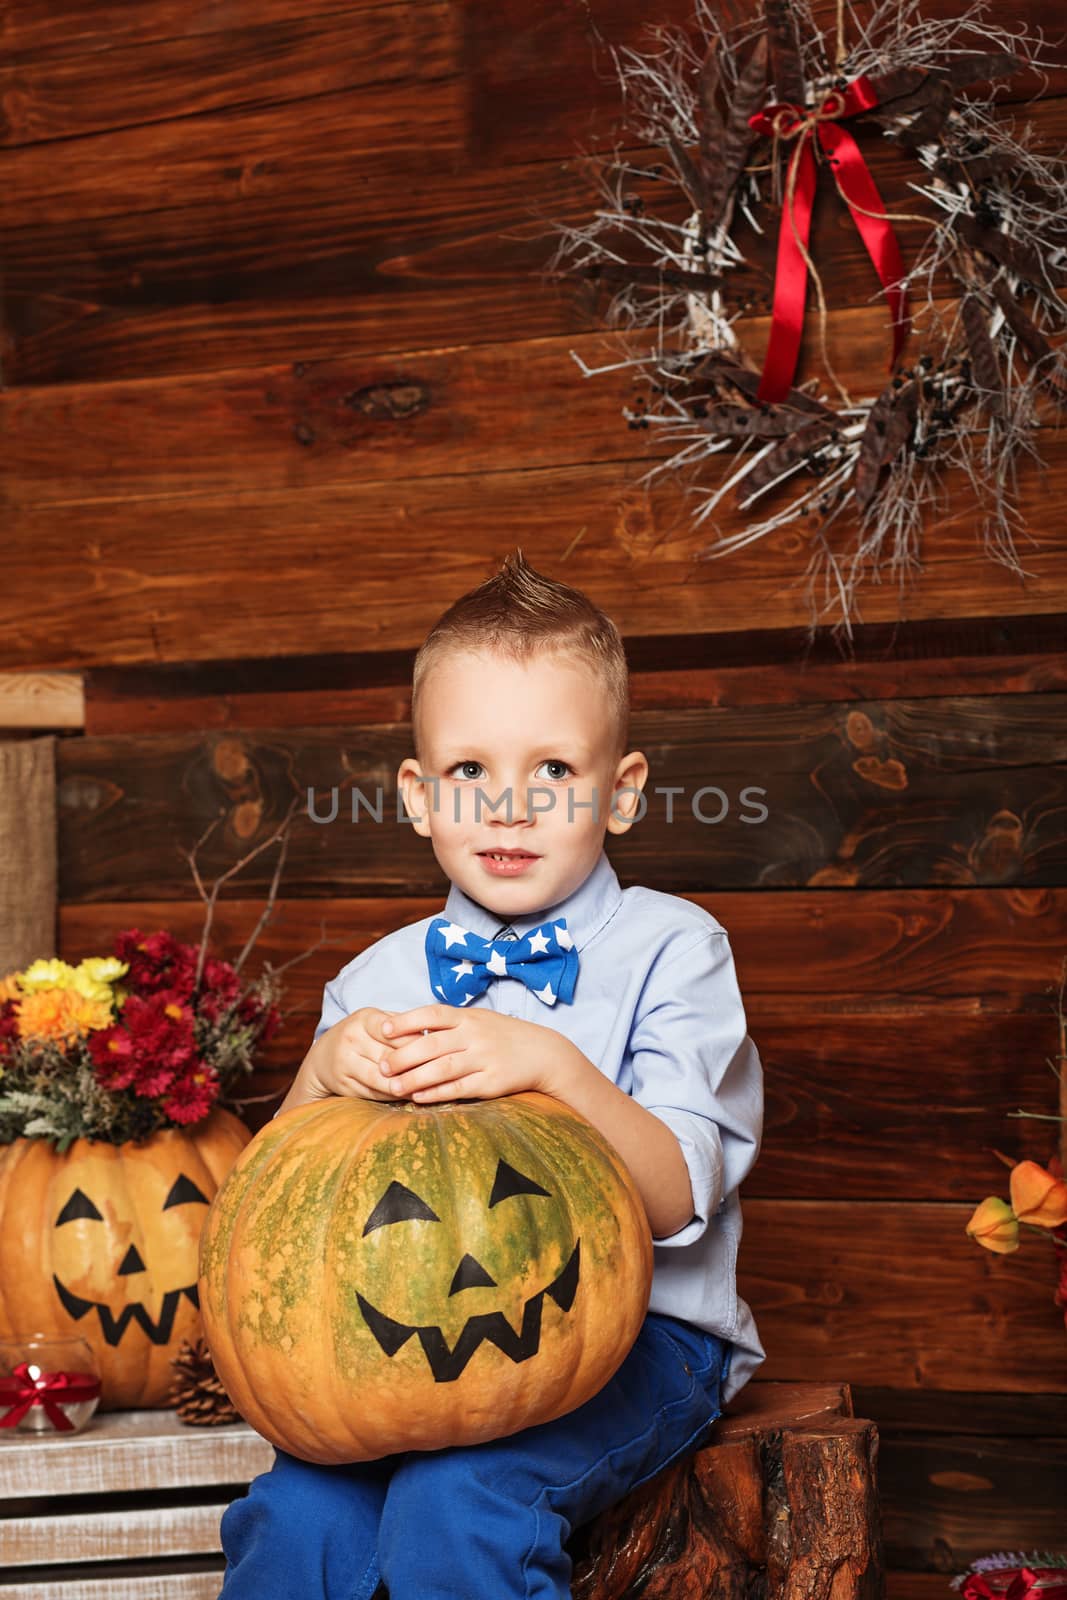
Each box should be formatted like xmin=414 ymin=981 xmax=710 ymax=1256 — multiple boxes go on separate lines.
xmin=567 ymin=1380 xmax=884 ymax=1600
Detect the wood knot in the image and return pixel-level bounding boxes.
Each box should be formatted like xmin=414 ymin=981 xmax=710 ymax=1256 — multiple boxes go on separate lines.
xmin=345 ymin=381 xmax=430 ymax=420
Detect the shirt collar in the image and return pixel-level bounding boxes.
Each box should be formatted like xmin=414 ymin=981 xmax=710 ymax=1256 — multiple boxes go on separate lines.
xmin=441 ymin=848 xmax=622 ymax=954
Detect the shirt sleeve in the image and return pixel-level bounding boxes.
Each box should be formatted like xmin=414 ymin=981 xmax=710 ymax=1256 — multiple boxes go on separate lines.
xmin=627 ymin=928 xmax=763 ymax=1247
xmin=312 ymin=971 xmax=352 ymax=1044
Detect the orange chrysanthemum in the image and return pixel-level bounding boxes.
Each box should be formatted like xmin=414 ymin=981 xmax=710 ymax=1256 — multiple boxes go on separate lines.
xmin=16 ymin=988 xmax=113 ymax=1045
xmin=0 ymin=973 xmax=21 ymax=1004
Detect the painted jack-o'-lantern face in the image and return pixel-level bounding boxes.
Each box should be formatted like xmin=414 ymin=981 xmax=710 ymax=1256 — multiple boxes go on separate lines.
xmin=51 ymin=1165 xmax=210 ymax=1346
xmin=199 ymin=1093 xmax=654 ymax=1465
xmin=355 ymin=1160 xmax=581 ymax=1382
xmin=0 ymin=1110 xmax=251 ymax=1408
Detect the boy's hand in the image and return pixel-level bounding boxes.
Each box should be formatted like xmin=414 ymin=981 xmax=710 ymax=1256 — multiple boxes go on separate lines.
xmin=285 ymin=1007 xmax=398 ymax=1108
xmin=377 ymin=1005 xmax=576 ymax=1104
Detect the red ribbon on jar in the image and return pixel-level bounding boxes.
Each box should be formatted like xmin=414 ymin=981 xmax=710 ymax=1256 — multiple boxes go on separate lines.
xmin=748 ymin=77 xmax=910 ymax=403
xmin=0 ymin=1361 xmax=102 ymax=1431
xmin=961 ymin=1571 xmax=1067 ymax=1600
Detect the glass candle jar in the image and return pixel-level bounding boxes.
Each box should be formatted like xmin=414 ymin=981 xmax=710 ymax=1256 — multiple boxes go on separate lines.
xmin=0 ymin=1336 xmax=101 ymax=1435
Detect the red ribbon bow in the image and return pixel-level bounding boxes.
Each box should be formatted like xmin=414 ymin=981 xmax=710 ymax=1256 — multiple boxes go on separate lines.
xmin=961 ymin=1571 xmax=1067 ymax=1600
xmin=0 ymin=1361 xmax=102 ymax=1432
xmin=748 ymin=76 xmax=910 ymax=403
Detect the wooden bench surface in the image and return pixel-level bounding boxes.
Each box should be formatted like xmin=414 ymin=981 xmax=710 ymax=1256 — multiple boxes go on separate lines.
xmin=0 ymin=1383 xmax=872 ymax=1600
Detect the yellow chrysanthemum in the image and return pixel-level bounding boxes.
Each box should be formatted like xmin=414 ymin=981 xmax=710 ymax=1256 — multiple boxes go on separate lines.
xmin=71 ymin=957 xmax=128 ymax=1004
xmin=0 ymin=973 xmax=21 ymax=1004
xmin=65 ymin=991 xmax=116 ymax=1034
xmin=18 ymin=958 xmax=79 ymax=993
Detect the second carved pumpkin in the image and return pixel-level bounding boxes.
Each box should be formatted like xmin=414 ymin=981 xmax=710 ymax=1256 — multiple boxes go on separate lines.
xmin=0 ymin=1108 xmax=251 ymax=1408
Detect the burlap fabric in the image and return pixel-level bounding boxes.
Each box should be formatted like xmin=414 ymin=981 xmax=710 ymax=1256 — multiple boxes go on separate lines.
xmin=0 ymin=736 xmax=57 ymax=975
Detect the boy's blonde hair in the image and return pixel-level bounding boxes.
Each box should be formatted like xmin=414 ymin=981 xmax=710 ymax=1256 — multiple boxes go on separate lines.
xmin=411 ymin=549 xmax=630 ymax=764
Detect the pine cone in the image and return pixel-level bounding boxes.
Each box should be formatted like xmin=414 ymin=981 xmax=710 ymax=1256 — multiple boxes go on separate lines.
xmin=169 ymin=1336 xmax=241 ymax=1426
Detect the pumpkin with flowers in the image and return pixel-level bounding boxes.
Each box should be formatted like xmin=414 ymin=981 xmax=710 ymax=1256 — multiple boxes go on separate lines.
xmin=0 ymin=925 xmax=284 ymax=1411
xmin=0 ymin=930 xmax=281 ymax=1149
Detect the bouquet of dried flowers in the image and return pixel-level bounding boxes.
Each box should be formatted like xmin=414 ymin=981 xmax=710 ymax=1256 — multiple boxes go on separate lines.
xmin=965 ymin=958 xmax=1067 ymax=1334
xmin=0 ymin=806 xmax=308 ymax=1150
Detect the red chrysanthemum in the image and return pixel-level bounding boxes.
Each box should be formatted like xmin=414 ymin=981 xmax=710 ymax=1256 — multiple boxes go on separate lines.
xmin=87 ymin=1025 xmax=139 ymax=1091
xmin=161 ymin=1066 xmax=219 ymax=1125
xmin=88 ymin=990 xmax=206 ymax=1100
xmin=0 ymin=998 xmax=20 ymax=1054
xmin=113 ymin=928 xmax=198 ymax=999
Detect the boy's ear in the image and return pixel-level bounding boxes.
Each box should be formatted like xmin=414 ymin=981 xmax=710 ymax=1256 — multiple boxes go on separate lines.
xmin=606 ymin=749 xmax=649 ymax=836
xmin=397 ymin=758 xmax=433 ymax=838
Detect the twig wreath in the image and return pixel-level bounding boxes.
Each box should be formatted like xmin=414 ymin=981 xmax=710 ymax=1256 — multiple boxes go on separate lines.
xmin=549 ymin=0 xmax=1067 ymax=634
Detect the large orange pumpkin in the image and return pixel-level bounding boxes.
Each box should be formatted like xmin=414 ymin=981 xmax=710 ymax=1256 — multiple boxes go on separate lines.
xmin=0 ymin=1108 xmax=250 ymax=1408
xmin=199 ymin=1093 xmax=653 ymax=1464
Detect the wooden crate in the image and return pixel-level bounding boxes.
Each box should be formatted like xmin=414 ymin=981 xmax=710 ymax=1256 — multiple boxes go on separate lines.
xmin=0 ymin=1410 xmax=271 ymax=1600
xmin=0 ymin=1383 xmax=881 ymax=1599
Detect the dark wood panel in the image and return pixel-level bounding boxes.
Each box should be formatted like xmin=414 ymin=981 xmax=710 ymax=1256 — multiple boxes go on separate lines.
xmin=877 ymin=1433 xmax=1067 ymax=1569
xmin=887 ymin=1577 xmax=957 ymax=1600
xmin=81 ymin=618 xmax=1067 ymax=734
xmin=853 ymin=1387 xmax=1067 ymax=1436
xmin=461 ymin=0 xmax=1067 ymax=165
xmin=754 ymin=1010 xmax=1061 ymax=1201
xmin=0 ymin=72 xmax=464 ymax=225
xmin=54 ymin=699 xmax=1067 ymax=899
xmin=0 ymin=6 xmax=456 ymax=145
xmin=740 ymin=1200 xmax=1066 ymax=1391
xmin=0 ymin=0 xmax=431 ymax=61
xmin=3 ymin=458 xmax=1067 ymax=668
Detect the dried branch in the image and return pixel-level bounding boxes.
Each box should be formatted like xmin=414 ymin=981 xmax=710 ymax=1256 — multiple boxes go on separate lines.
xmin=185 ymin=797 xmax=302 ymax=992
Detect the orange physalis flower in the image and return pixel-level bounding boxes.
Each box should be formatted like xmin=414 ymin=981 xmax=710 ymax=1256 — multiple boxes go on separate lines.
xmin=965 ymin=1196 xmax=1019 ymax=1254
xmin=1008 ymin=1160 xmax=1067 ymax=1229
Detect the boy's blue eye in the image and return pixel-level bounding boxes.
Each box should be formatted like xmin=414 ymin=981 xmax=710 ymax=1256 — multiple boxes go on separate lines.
xmin=448 ymin=760 xmax=573 ymax=781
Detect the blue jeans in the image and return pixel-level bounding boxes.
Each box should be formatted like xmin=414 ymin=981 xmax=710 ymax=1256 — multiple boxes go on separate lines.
xmin=219 ymin=1312 xmax=732 ymax=1600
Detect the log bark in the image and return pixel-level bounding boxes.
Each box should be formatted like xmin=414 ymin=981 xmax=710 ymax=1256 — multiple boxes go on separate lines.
xmin=568 ymin=1393 xmax=884 ymax=1600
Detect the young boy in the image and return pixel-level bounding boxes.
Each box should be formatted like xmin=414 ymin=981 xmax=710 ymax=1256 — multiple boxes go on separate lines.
xmin=219 ymin=550 xmax=765 ymax=1600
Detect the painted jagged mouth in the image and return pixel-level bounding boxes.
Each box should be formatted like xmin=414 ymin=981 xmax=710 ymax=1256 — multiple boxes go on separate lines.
xmin=356 ymin=1239 xmax=580 ymax=1383
xmin=53 ymin=1273 xmax=199 ymax=1347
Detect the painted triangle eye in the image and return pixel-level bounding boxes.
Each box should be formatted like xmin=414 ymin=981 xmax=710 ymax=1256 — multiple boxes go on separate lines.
xmin=363 ymin=1181 xmax=441 ymax=1236
xmin=56 ymin=1188 xmax=103 ymax=1225
xmin=163 ymin=1174 xmax=210 ymax=1209
xmin=488 ymin=1160 xmax=551 ymax=1208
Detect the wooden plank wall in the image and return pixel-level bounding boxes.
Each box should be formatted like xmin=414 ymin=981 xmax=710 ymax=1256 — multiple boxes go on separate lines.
xmin=2 ymin=0 xmax=1066 ymax=1592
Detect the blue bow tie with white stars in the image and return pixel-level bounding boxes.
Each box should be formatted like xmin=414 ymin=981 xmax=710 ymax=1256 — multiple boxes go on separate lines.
xmin=424 ymin=916 xmax=579 ymax=1008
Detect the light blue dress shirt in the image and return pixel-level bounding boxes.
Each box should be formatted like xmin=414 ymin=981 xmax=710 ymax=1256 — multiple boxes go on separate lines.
xmin=312 ymin=847 xmax=766 ymax=1403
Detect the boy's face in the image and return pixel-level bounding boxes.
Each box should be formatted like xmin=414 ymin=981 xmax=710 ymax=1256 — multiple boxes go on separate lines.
xmin=398 ymin=648 xmax=648 ymax=918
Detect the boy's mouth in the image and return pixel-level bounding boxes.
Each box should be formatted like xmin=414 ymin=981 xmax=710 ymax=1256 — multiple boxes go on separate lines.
xmin=477 ymin=849 xmax=540 ymax=875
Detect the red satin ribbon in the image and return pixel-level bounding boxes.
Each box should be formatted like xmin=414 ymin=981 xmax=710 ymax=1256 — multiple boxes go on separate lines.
xmin=0 ymin=1362 xmax=102 ymax=1431
xmin=748 ymin=77 xmax=910 ymax=403
xmin=961 ymin=1571 xmax=1067 ymax=1600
